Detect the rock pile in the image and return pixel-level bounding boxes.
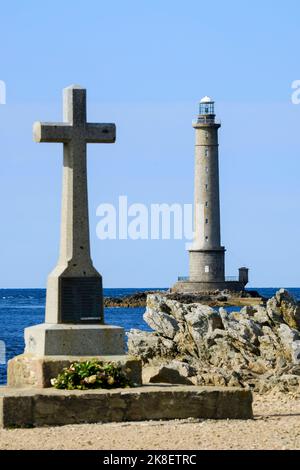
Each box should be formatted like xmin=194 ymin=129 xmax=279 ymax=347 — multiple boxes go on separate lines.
xmin=127 ymin=289 xmax=300 ymax=393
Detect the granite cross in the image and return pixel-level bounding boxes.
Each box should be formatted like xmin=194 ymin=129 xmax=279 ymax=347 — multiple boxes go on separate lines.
xmin=33 ymin=85 xmax=116 ymax=324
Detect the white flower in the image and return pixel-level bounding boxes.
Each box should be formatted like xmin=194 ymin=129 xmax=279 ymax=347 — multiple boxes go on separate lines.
xmin=107 ymin=376 xmax=115 ymax=385
xmin=84 ymin=375 xmax=97 ymax=384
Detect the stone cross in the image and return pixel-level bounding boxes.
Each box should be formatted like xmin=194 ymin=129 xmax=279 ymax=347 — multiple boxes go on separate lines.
xmin=33 ymin=85 xmax=116 ymax=324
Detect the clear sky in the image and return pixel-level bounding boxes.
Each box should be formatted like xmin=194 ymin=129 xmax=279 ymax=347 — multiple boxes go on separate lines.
xmin=0 ymin=0 xmax=300 ymax=288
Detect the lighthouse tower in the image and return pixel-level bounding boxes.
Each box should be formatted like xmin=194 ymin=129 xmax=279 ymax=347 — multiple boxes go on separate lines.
xmin=189 ymin=96 xmax=225 ymax=283
xmin=173 ymin=97 xmax=249 ymax=292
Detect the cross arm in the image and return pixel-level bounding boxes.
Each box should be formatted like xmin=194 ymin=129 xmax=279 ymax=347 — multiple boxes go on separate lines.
xmin=85 ymin=123 xmax=116 ymax=143
xmin=33 ymin=122 xmax=73 ymax=143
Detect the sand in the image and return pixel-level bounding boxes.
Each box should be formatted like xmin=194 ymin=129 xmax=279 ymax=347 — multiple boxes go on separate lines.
xmin=0 ymin=392 xmax=299 ymax=450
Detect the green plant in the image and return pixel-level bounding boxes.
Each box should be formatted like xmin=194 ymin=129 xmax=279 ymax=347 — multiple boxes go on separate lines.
xmin=50 ymin=359 xmax=133 ymax=390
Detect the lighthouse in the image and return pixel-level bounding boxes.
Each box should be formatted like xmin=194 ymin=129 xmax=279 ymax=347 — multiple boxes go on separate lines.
xmin=173 ymin=97 xmax=249 ymax=292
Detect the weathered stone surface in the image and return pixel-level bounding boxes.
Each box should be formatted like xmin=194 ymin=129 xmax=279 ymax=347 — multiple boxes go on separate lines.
xmin=276 ymin=289 xmax=300 ymax=330
xmin=252 ymin=306 xmax=270 ymax=326
xmin=126 ymin=330 xmax=176 ymax=362
xmin=142 ymin=360 xmax=196 ymax=385
xmin=7 ymin=354 xmax=142 ymax=388
xmin=24 ymin=323 xmax=125 ymax=356
xmin=144 ymin=303 xmax=179 ymax=339
xmin=126 ymin=330 xmax=159 ymax=360
xmin=186 ymin=305 xmax=223 ymax=334
xmin=266 ymin=297 xmax=284 ymax=325
xmin=277 ymin=324 xmax=300 ymax=364
xmin=0 ymin=385 xmax=253 ymax=427
xmin=266 ymin=289 xmax=300 ymax=330
xmin=128 ymin=289 xmax=300 ymax=394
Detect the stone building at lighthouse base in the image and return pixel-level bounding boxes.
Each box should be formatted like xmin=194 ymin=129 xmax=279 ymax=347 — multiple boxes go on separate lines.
xmin=172 ymin=267 xmax=249 ymax=293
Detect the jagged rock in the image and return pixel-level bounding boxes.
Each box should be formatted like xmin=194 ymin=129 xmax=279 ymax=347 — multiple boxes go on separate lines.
xmin=185 ymin=305 xmax=222 ymax=334
xmin=128 ymin=289 xmax=300 ymax=394
xmin=277 ymin=324 xmax=300 ymax=364
xmin=289 ymin=365 xmax=300 ymax=376
xmin=165 ymin=300 xmax=188 ymax=322
xmin=143 ymin=306 xmax=179 ymax=339
xmin=219 ymin=307 xmax=230 ymax=328
xmin=239 ymin=305 xmax=254 ymax=317
xmin=142 ymin=360 xmax=195 ymax=385
xmin=127 ymin=329 xmax=176 ymax=362
xmin=183 ymin=305 xmax=223 ymax=356
xmin=247 ymin=358 xmax=269 ymax=375
xmin=271 ymin=374 xmax=300 ymax=393
xmin=258 ymin=326 xmax=281 ymax=364
xmin=266 ymin=297 xmax=284 ymax=324
xmin=229 ymin=311 xmax=244 ymax=322
xmin=206 ymin=328 xmax=227 ymax=347
xmin=266 ymin=289 xmax=300 ymax=329
xmin=279 ymin=374 xmax=300 ymax=387
xmin=173 ymin=330 xmax=199 ymax=358
xmin=127 ymin=330 xmax=161 ymax=361
xmin=239 ymin=305 xmax=270 ymax=326
xmin=223 ymin=318 xmax=262 ymax=353
xmin=252 ymin=306 xmax=270 ymax=326
xmin=276 ymin=289 xmax=300 ymax=330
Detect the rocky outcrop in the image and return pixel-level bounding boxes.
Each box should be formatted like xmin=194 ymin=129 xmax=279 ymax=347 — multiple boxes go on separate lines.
xmin=104 ymin=289 xmax=264 ymax=308
xmin=104 ymin=291 xmax=150 ymax=307
xmin=127 ymin=289 xmax=300 ymax=394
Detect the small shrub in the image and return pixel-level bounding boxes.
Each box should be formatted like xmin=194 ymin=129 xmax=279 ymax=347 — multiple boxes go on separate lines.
xmin=51 ymin=360 xmax=133 ymax=390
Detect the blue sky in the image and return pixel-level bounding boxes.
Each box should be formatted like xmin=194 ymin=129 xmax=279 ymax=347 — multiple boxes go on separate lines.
xmin=0 ymin=0 xmax=300 ymax=288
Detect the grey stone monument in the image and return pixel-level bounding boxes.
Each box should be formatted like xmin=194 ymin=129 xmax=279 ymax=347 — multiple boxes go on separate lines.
xmin=25 ymin=85 xmax=124 ymax=356
xmin=34 ymin=85 xmax=112 ymax=326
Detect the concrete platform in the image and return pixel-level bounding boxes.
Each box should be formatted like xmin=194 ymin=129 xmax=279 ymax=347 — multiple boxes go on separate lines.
xmin=7 ymin=354 xmax=142 ymax=388
xmin=0 ymin=385 xmax=253 ymax=428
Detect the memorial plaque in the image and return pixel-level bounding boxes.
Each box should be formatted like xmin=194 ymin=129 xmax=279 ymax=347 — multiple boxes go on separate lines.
xmin=59 ymin=277 xmax=103 ymax=323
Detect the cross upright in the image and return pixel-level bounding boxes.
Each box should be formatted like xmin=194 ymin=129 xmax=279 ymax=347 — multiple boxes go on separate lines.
xmin=34 ymin=85 xmax=116 ymax=324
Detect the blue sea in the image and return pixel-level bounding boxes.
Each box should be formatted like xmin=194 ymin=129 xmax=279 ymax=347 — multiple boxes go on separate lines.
xmin=0 ymin=287 xmax=300 ymax=385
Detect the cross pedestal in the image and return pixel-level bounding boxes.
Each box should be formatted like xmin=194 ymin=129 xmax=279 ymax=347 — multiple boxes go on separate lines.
xmin=7 ymin=85 xmax=141 ymax=387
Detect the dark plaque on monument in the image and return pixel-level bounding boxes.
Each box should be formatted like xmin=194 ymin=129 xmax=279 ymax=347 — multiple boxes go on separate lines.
xmin=59 ymin=277 xmax=103 ymax=324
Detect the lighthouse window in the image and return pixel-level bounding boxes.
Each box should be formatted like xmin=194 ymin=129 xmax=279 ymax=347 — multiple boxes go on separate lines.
xmin=205 ymin=218 xmax=208 ymax=224
xmin=205 ymin=201 xmax=208 ymax=207
xmin=205 ymin=132 xmax=208 ymax=140
xmin=205 ymin=184 xmax=208 ymax=190
xmin=205 ymin=148 xmax=209 ymax=156
xmin=205 ymin=265 xmax=210 ymax=273
xmin=205 ymin=236 xmax=208 ymax=241
xmin=205 ymin=167 xmax=208 ymax=173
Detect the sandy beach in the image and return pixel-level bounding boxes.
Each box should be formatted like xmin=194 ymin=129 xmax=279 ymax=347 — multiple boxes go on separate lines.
xmin=0 ymin=392 xmax=299 ymax=450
